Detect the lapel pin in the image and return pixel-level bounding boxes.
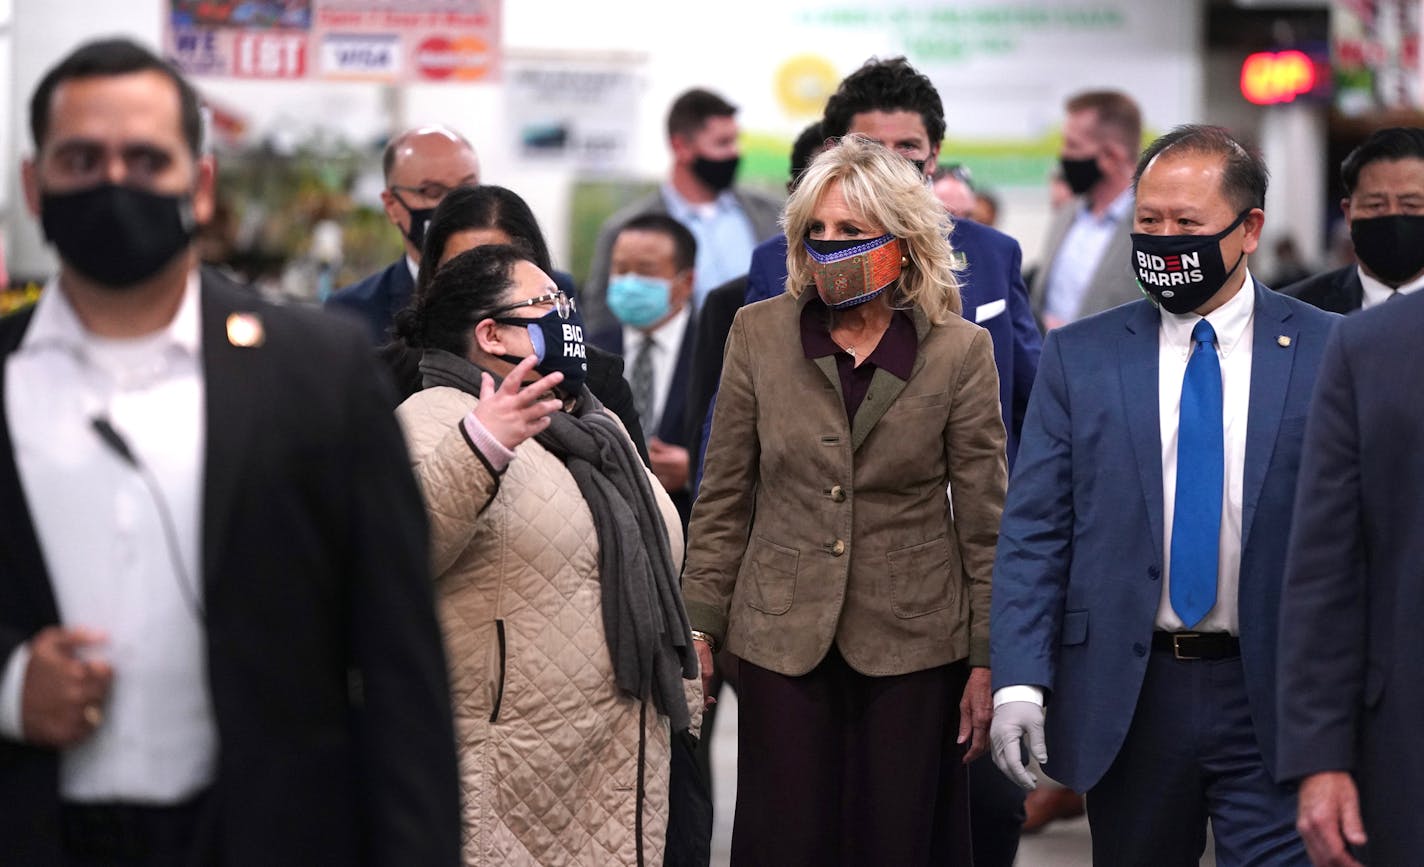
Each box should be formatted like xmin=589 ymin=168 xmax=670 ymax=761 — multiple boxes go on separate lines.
xmin=227 ymin=312 xmax=265 ymax=348
xmin=1277 ymin=335 xmax=1292 ymax=348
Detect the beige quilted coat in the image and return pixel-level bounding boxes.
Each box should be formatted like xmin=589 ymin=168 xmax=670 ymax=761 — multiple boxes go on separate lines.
xmin=398 ymin=385 xmax=691 ymax=866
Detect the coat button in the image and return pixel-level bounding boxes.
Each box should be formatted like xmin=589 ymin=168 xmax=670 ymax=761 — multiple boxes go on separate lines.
xmin=1148 ymin=565 xmax=1161 ymax=581
xmin=831 ymin=540 xmax=846 ymax=556
xmin=830 ymin=485 xmax=846 ymax=502
xmin=1133 ymin=642 xmax=1146 ymax=657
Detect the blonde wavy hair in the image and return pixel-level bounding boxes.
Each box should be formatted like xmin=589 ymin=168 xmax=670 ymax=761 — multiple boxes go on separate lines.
xmin=782 ymin=134 xmax=963 ymax=323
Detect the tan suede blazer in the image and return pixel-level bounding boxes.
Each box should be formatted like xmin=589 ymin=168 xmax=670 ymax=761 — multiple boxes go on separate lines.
xmin=682 ymin=290 xmax=1007 ymax=677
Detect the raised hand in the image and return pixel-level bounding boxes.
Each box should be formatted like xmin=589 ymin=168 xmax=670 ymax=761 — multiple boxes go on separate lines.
xmin=473 ymin=355 xmax=564 ymax=450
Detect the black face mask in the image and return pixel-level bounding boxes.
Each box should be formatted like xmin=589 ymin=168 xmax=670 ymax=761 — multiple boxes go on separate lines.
xmin=390 ymin=190 xmax=435 ymax=251
xmin=691 ymin=155 xmax=739 ymax=193
xmin=1060 ymin=155 xmax=1103 ymax=196
xmin=1131 ymin=209 xmax=1250 ymax=315
xmin=1350 ymin=215 xmax=1424 ymax=286
xmin=494 ymin=308 xmax=588 ymax=391
xmin=41 ymin=184 xmax=194 ymax=288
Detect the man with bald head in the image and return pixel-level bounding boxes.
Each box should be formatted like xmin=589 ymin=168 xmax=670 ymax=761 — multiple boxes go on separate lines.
xmin=327 ymin=125 xmax=480 ymax=344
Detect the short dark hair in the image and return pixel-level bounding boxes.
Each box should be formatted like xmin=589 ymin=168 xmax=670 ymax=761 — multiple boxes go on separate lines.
xmin=822 ymin=57 xmax=946 ymax=147
xmin=1065 ymin=90 xmax=1142 ymax=156
xmin=1134 ymin=124 xmax=1269 ymax=213
xmin=1341 ymin=127 xmax=1424 ymax=195
xmin=31 ymin=38 xmax=203 ymax=157
xmin=417 ymin=185 xmax=554 ymax=300
xmin=666 ymin=88 xmax=737 ymax=140
xmin=789 ymin=121 xmax=826 ymax=190
xmin=394 ymin=244 xmax=528 ymax=356
xmin=616 ymin=214 xmax=697 ymax=273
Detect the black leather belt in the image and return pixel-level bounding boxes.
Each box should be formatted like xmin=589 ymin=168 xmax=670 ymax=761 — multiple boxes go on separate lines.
xmin=61 ymin=790 xmax=210 ymax=860
xmin=1152 ymin=631 xmax=1241 ymax=660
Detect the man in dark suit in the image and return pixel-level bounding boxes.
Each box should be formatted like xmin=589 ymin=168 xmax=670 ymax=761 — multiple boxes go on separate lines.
xmin=1278 ymin=291 xmax=1424 ymax=867
xmin=0 ymin=39 xmax=460 ymax=866
xmin=1283 ymin=126 xmax=1424 ymax=314
xmin=326 ymin=125 xmax=480 ymax=343
xmin=990 ymin=125 xmax=1337 ymax=865
xmin=589 ymin=214 xmax=698 ymax=524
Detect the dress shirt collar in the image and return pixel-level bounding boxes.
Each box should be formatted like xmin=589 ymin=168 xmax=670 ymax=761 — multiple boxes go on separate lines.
xmin=662 ymin=182 xmax=737 ymax=222
xmin=799 ymin=294 xmax=918 ymax=380
xmin=1159 ymin=271 xmax=1255 ymax=361
xmin=405 ymin=255 xmax=420 ymax=283
xmin=1357 ymin=263 xmax=1424 ymax=308
xmin=20 ymin=269 xmax=203 ymax=359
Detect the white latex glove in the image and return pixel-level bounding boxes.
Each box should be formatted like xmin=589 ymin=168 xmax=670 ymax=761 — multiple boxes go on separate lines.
xmin=990 ymin=700 xmax=1048 ymax=790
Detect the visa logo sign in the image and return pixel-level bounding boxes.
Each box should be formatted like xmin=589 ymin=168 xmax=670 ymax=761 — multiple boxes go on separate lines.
xmin=322 ymin=35 xmax=401 ymax=76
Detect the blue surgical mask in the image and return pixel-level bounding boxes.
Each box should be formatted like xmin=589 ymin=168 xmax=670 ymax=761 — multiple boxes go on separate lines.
xmin=607 ymin=273 xmax=672 ymax=328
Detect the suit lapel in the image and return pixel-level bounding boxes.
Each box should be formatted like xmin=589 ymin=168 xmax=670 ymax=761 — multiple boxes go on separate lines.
xmin=1241 ymin=283 xmax=1296 ymax=549
xmin=0 ymin=308 xmax=61 ymax=626
xmin=1120 ymin=302 xmax=1165 ymax=565
xmin=849 ymin=310 xmax=927 ymax=453
xmin=1339 ymin=267 xmax=1364 ymax=312
xmin=200 ymin=277 xmax=260 ymax=599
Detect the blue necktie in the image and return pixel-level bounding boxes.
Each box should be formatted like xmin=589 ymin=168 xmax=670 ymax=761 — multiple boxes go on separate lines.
xmin=1170 ymin=319 xmax=1223 ymax=628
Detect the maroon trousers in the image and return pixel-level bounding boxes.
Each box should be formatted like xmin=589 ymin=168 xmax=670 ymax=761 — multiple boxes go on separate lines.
xmin=730 ymin=647 xmax=972 ymax=866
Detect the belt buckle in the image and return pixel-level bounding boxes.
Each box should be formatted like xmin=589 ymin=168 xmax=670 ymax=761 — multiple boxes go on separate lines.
xmin=1173 ymin=632 xmax=1201 ymax=661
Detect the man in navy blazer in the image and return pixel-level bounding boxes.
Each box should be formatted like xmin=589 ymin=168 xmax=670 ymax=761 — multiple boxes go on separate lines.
xmin=990 ymin=126 xmax=1337 ymax=865
xmin=1278 ymin=290 xmax=1424 ymax=867
xmin=326 ymin=126 xmax=480 ymax=344
xmin=588 ymin=214 xmax=699 ymax=525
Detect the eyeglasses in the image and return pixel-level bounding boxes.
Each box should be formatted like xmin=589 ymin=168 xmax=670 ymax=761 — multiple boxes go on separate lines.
xmin=389 ymin=182 xmax=462 ymax=203
xmin=491 ymin=291 xmax=577 ymax=320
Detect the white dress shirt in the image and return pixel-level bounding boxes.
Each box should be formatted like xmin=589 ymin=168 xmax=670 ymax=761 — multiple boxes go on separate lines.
xmin=622 ymin=305 xmax=689 ymax=437
xmin=1042 ymin=188 xmax=1134 ymax=323
xmin=994 ymin=276 xmax=1256 ymax=709
xmin=1358 ymin=264 xmax=1424 ymax=309
xmin=1155 ymin=273 xmax=1254 ymax=634
xmin=0 ymin=273 xmax=217 ymax=803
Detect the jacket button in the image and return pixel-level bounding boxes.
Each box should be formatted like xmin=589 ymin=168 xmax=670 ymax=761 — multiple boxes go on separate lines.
xmin=831 ymin=540 xmax=846 ymax=556
xmin=1133 ymin=642 xmax=1146 ymax=657
xmin=1148 ymin=565 xmax=1161 ymax=581
xmin=830 ymin=485 xmax=846 ymax=502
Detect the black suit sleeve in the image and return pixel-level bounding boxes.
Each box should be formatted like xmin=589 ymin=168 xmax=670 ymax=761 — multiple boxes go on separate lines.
xmin=586 ymin=346 xmax=650 ymax=466
xmin=1277 ymin=324 xmax=1369 ymax=781
xmin=341 ymin=341 xmax=462 ymax=865
xmin=685 ymin=278 xmax=747 ymax=465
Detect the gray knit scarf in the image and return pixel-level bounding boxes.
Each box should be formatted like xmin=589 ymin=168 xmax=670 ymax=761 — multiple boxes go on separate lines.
xmin=419 ymin=349 xmax=696 ymax=732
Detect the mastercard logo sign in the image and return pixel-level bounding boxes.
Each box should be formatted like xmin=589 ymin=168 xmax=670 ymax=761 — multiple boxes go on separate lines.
xmin=415 ymin=36 xmax=492 ymax=81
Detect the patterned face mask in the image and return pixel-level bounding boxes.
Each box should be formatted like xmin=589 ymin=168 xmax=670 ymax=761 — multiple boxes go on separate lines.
xmin=804 ymin=234 xmax=904 ymax=309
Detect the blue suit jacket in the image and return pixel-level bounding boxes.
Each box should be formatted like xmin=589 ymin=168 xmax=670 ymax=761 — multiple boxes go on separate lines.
xmin=990 ymin=282 xmax=1340 ymax=792
xmin=743 ymin=221 xmax=1041 ymax=465
xmin=327 ymin=258 xmax=579 ymax=347
xmin=589 ymin=314 xmax=698 ymax=524
xmin=326 ymin=258 xmax=415 ymax=346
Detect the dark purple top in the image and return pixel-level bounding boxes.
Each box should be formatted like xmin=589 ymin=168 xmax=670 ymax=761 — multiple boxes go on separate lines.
xmin=799 ymin=296 xmax=918 ymax=420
